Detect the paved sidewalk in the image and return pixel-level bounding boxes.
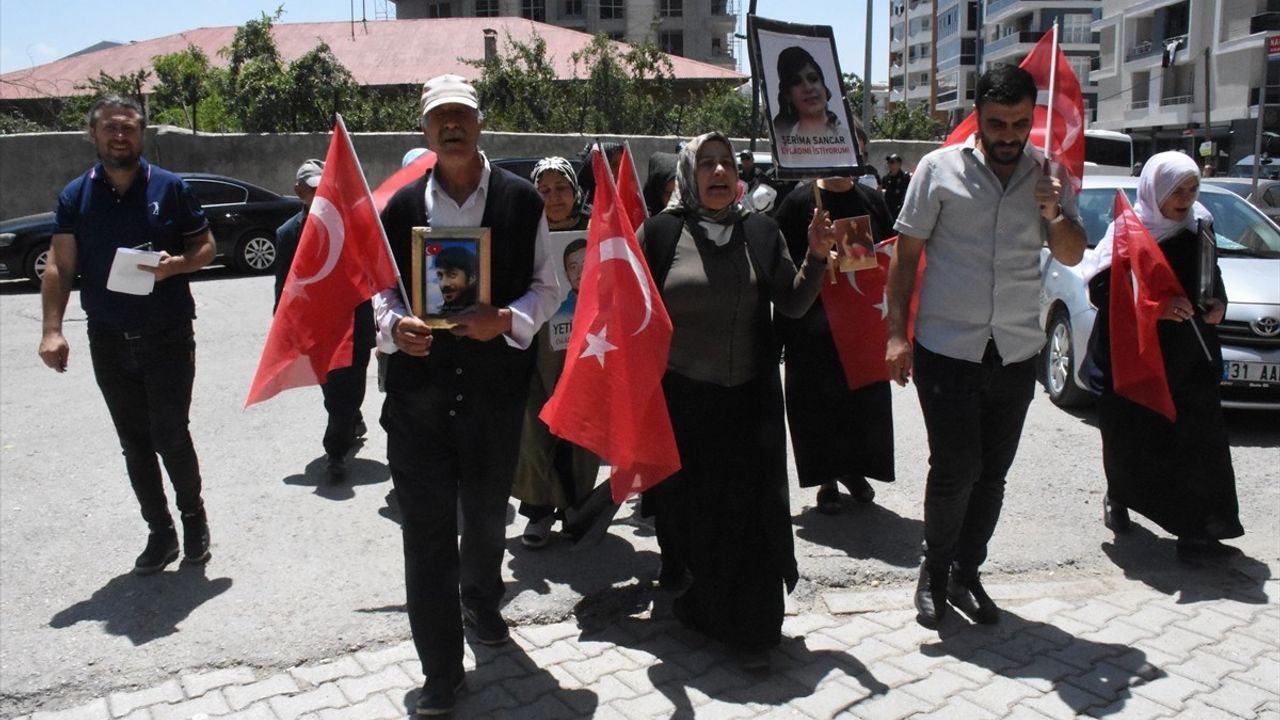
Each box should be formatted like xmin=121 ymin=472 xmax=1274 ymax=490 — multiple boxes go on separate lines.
xmin=20 ymin=561 xmax=1278 ymax=720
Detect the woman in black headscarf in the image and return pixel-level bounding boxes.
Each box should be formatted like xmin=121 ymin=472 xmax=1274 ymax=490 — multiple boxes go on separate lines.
xmin=638 ymin=132 xmax=835 ymax=669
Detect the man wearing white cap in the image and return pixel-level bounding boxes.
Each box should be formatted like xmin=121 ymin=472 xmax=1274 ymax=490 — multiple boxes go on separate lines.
xmin=273 ymin=159 xmax=374 ymax=482
xmin=372 ymin=74 xmax=560 ymax=715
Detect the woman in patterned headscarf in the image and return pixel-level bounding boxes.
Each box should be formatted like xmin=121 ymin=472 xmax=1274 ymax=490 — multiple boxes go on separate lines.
xmin=531 ymin=156 xmax=588 ymax=231
xmin=511 ymin=157 xmax=597 ymax=549
xmin=637 ymin=132 xmax=836 ymax=669
xmin=1081 ymin=151 xmax=1242 ymax=562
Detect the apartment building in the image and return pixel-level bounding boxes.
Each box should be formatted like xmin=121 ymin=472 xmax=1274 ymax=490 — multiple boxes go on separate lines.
xmin=1091 ymin=0 xmax=1278 ymax=166
xmin=889 ymin=0 xmax=1100 ymax=128
xmin=889 ymin=0 xmax=944 ymax=115
xmin=983 ymin=0 xmax=1101 ymax=122
xmin=389 ymin=0 xmax=740 ymax=68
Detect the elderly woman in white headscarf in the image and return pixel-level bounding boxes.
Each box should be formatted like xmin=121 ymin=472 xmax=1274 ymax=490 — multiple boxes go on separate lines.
xmin=1081 ymin=151 xmax=1242 ymax=562
xmin=636 ymin=132 xmax=837 ymax=669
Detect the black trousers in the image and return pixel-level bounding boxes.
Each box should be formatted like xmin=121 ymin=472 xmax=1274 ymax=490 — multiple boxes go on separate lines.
xmin=321 ymin=344 xmax=371 ymax=457
xmin=382 ymin=379 xmax=525 ymax=678
xmin=88 ymin=323 xmax=204 ymax=530
xmin=914 ymin=340 xmax=1035 ymax=572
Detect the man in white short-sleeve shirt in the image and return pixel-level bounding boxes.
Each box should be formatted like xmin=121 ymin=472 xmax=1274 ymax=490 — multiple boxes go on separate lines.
xmin=885 ymin=64 xmax=1086 ymax=631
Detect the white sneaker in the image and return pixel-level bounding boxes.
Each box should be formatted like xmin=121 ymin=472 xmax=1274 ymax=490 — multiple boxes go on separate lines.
xmin=520 ymin=515 xmax=555 ymax=549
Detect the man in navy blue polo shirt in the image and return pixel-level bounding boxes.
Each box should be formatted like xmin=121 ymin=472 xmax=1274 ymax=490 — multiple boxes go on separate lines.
xmin=39 ymin=94 xmax=217 ymax=576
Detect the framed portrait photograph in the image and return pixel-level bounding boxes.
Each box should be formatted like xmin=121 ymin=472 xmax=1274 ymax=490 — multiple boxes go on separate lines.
xmin=749 ymin=15 xmax=864 ymax=179
xmin=411 ymin=227 xmax=491 ymax=329
xmin=546 ymin=231 xmax=589 ymax=352
xmin=834 ymin=215 xmax=878 ymax=272
xmin=1195 ymin=220 xmax=1217 ymax=310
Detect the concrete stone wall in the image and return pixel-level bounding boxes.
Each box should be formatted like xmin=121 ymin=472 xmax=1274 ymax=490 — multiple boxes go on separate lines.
xmin=0 ymin=126 xmax=938 ymax=219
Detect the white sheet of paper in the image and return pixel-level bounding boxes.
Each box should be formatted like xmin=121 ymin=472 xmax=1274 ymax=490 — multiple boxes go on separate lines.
xmin=106 ymin=248 xmax=163 ymax=295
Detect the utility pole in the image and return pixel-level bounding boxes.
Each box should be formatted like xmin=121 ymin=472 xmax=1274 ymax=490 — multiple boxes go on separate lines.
xmin=863 ymin=0 xmax=873 ymax=134
xmin=749 ymin=0 xmax=759 ymax=152
xmin=1204 ymin=47 xmax=1212 ymax=171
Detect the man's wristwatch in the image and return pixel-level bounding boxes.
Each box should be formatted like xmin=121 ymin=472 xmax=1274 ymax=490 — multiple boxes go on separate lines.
xmin=1046 ymin=205 xmax=1066 ymax=225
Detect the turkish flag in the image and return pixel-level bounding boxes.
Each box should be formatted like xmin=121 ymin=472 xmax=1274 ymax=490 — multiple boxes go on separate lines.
xmin=372 ymin=150 xmax=436 ymax=213
xmin=943 ymin=29 xmax=1085 ymax=193
xmin=615 ymin=143 xmax=648 ymax=232
xmin=822 ymin=240 xmax=893 ymax=389
xmin=245 ymin=115 xmax=401 ymax=407
xmin=540 ymin=146 xmax=680 ymax=503
xmin=1108 ymin=191 xmax=1183 ymax=422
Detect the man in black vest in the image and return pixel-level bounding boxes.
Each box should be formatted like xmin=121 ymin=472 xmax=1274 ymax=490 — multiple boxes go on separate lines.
xmin=372 ymin=74 xmax=560 ymax=716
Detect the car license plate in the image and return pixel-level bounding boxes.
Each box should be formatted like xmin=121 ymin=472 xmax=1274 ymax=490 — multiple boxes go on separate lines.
xmin=1222 ymin=360 xmax=1280 ymax=384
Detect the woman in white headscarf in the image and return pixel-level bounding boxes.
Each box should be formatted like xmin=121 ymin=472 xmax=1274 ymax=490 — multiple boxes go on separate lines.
xmin=637 ymin=132 xmax=836 ymax=669
xmin=1081 ymin=151 xmax=1242 ymax=562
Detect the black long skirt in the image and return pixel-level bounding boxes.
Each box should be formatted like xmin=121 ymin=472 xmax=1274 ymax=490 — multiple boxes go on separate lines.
xmin=783 ymin=320 xmax=895 ymax=488
xmin=1097 ymin=338 xmax=1242 ymax=540
xmin=648 ymin=371 xmax=797 ymax=652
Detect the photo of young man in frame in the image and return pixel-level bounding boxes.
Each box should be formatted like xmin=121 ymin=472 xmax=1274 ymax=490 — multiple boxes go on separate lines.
xmin=411 ymin=227 xmax=491 ymax=327
xmin=749 ymin=16 xmax=863 ymax=179
xmin=547 ymin=233 xmax=587 ymax=352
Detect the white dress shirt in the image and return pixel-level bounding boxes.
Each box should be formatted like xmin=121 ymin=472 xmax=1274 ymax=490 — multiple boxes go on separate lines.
xmin=372 ymin=153 xmax=560 ymax=353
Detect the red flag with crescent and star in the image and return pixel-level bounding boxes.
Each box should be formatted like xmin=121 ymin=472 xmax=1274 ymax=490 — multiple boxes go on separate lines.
xmin=245 ymin=115 xmax=401 ymax=408
xmin=1108 ymin=190 xmax=1183 ymax=422
xmin=540 ymin=146 xmax=680 ymax=503
xmin=942 ymin=28 xmax=1086 ymax=194
xmin=822 ymin=239 xmax=895 ymax=389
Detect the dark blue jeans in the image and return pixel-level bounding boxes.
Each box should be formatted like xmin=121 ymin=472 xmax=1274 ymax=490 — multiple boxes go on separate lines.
xmin=382 ymin=378 xmax=525 ymax=678
xmin=914 ymin=340 xmax=1035 ymax=572
xmin=88 ymin=323 xmax=204 ymax=531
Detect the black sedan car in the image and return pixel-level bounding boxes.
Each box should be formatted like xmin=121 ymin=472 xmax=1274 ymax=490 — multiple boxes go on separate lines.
xmin=0 ymin=173 xmax=302 ymax=288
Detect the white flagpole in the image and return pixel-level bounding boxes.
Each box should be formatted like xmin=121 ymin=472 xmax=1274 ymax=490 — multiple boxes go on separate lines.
xmin=1043 ymin=20 xmax=1059 ymax=163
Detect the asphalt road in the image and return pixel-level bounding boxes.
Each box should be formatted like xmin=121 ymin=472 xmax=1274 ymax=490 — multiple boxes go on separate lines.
xmin=1 ymin=270 xmax=1276 ymax=716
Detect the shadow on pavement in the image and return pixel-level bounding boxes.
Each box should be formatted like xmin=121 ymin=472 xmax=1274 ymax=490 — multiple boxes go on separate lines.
xmin=399 ymin=640 xmax=599 ymax=718
xmin=1101 ymin=524 xmax=1271 ymax=604
xmin=281 ymin=452 xmax=387 ymax=501
xmin=49 ymin=562 xmax=232 ymax=645
xmin=648 ymin=633 xmax=891 ymax=719
xmin=926 ymin=608 xmax=1161 ymax=717
xmin=507 ymin=529 xmax=659 ymax=604
xmin=793 ymin=501 xmax=924 ymax=568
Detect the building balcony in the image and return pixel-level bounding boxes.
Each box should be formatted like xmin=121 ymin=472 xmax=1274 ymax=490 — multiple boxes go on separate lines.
xmin=985 ymin=0 xmax=1020 ymax=22
xmin=986 ymin=31 xmax=1045 ymax=60
xmin=1123 ymin=97 xmax=1192 ymax=126
xmin=1252 ymin=12 xmax=1280 ymax=34
xmin=1125 ymin=40 xmax=1158 ymax=62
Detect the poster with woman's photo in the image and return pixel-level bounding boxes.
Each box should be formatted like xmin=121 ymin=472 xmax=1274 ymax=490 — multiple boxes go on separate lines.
xmin=547 ymin=231 xmax=588 ymax=352
xmin=411 ymin=227 xmax=491 ymax=328
xmin=749 ymin=16 xmax=863 ymax=179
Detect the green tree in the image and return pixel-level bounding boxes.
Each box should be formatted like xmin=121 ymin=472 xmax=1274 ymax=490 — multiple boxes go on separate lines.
xmin=675 ymin=83 xmax=759 ymax=138
xmin=466 ymin=33 xmax=569 ymax=133
xmin=152 ymin=44 xmax=211 ymax=133
xmin=220 ymin=9 xmax=289 ymax=132
xmin=286 ymin=42 xmax=359 ymax=131
xmin=873 ymin=101 xmax=944 ymax=141
xmin=842 ymin=72 xmax=879 ymax=131
xmin=567 ymin=34 xmax=676 ymax=135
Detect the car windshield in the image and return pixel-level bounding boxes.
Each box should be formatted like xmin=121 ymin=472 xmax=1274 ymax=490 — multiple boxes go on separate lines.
xmin=1076 ymin=187 xmax=1280 ymax=258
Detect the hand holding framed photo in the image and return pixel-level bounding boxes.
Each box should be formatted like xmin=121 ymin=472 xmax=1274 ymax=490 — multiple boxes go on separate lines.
xmin=411 ymin=227 xmax=492 ymax=329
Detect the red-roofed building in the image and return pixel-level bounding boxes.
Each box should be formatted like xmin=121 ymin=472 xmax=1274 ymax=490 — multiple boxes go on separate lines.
xmin=0 ymin=16 xmax=744 ymax=102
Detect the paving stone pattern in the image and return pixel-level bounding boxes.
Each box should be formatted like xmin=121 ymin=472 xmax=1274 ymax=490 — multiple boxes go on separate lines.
xmin=18 ymin=566 xmax=1279 ymax=720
